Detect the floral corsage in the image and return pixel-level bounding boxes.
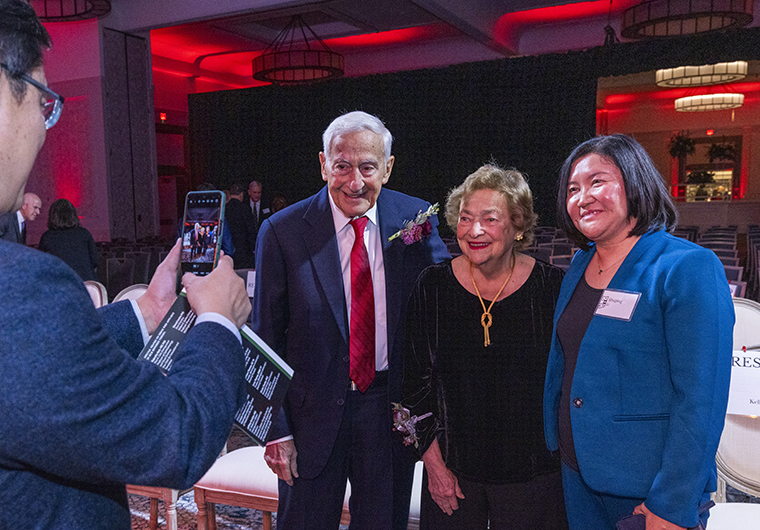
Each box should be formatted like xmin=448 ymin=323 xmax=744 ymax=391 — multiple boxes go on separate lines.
xmin=392 ymin=402 xmax=432 ymax=448
xmin=388 ymin=203 xmax=439 ymax=245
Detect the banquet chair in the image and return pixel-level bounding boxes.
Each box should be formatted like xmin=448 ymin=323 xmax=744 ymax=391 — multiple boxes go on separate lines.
xmin=724 ymin=266 xmax=743 ymax=283
xmin=106 ymin=257 xmax=135 ymax=300
xmin=125 ymin=251 xmax=152 ymax=284
xmin=711 ymin=249 xmax=739 ymax=259
xmin=112 ymin=283 xmax=149 ymax=302
xmin=718 ymin=256 xmax=740 ymax=267
xmin=707 ymin=298 xmax=760 ymax=528
xmin=729 ymin=281 xmax=747 ymax=298
xmin=83 ymin=280 xmax=108 ymax=308
xmin=194 ymin=446 xmax=425 ymax=530
xmin=524 ymin=246 xmax=552 ymax=263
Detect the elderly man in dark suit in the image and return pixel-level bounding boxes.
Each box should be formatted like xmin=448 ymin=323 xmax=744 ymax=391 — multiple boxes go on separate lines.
xmin=0 ymin=2 xmax=251 ymax=528
xmin=253 ymin=111 xmax=449 ymax=530
xmin=0 ymin=192 xmax=40 ymax=244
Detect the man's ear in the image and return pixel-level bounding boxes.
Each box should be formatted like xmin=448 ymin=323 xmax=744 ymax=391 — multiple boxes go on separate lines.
xmin=320 ymin=152 xmax=328 ymax=182
xmin=382 ymin=155 xmax=395 ymax=185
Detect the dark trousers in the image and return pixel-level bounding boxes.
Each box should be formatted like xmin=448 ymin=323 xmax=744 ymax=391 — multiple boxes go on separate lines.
xmin=276 ymin=377 xmax=394 ymax=530
xmin=421 ymin=468 xmax=568 ymax=530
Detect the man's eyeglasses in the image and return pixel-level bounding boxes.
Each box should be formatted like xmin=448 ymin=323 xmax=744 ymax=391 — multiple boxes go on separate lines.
xmin=1 ymin=63 xmax=65 ymax=129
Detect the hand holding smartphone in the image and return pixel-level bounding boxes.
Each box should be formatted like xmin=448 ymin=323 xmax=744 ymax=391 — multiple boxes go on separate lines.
xmin=178 ymin=191 xmax=225 ymax=292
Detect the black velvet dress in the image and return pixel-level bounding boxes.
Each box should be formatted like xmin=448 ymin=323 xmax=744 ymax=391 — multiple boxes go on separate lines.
xmin=401 ymin=258 xmax=564 ymax=484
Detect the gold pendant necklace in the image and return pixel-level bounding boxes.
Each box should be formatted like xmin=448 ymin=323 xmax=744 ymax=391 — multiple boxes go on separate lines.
xmin=469 ymin=250 xmax=516 ymax=347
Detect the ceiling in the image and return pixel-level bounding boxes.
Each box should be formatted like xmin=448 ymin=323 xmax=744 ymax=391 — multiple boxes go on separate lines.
xmin=105 ymin=0 xmax=760 ymax=91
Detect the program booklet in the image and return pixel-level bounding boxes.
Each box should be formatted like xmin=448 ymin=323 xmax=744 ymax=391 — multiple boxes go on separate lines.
xmin=137 ymin=292 xmax=292 ymax=445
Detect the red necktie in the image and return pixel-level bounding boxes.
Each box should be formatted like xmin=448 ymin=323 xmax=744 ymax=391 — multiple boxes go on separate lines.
xmin=349 ymin=217 xmax=375 ymax=392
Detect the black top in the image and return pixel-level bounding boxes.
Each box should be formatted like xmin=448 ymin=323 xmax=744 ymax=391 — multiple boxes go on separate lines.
xmin=38 ymin=227 xmax=99 ymax=281
xmin=556 ymin=273 xmax=603 ymax=472
xmin=402 ymin=259 xmax=564 ymax=484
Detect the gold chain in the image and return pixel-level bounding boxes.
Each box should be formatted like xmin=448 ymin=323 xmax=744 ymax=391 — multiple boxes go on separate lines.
xmin=469 ymin=250 xmax=516 ymax=347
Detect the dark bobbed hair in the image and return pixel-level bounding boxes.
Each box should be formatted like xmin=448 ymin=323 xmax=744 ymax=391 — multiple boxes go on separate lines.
xmin=557 ymin=134 xmax=678 ymax=251
xmin=445 ymin=164 xmax=538 ymax=251
xmin=229 ymin=182 xmax=246 ymax=195
xmin=0 ymin=0 xmax=51 ymax=103
xmin=48 ymin=199 xmax=79 ymax=230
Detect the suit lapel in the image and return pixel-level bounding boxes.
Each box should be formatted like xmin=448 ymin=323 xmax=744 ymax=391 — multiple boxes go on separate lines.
xmin=377 ymin=191 xmax=407 ymax=356
xmin=304 ymin=187 xmax=349 ymax=343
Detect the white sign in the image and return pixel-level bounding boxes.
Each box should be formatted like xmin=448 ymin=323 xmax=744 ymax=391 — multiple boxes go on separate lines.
xmin=727 ymin=349 xmax=760 ymax=416
xmin=246 ymin=270 xmax=256 ymax=298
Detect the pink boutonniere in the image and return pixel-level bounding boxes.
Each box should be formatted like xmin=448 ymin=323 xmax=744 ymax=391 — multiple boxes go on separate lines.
xmin=387 ymin=203 xmax=439 ymax=245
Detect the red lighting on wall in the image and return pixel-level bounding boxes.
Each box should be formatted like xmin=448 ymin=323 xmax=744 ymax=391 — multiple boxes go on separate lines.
xmin=494 ymin=0 xmax=640 ymax=50
xmin=160 ymin=112 xmax=167 ymax=123
xmin=325 ymin=24 xmax=455 ymax=49
xmin=706 ymin=129 xmax=714 ymax=136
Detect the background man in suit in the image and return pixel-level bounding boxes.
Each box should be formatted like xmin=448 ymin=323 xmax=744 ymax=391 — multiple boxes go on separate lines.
xmin=0 ymin=2 xmax=251 ymax=527
xmin=227 ymin=182 xmax=257 ymax=269
xmin=248 ymin=180 xmax=269 ymax=239
xmin=0 ymin=192 xmax=41 ymax=243
xmin=254 ymin=111 xmax=449 ymax=530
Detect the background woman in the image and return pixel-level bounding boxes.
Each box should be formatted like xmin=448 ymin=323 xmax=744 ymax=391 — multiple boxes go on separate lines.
xmin=38 ymin=198 xmax=99 ymax=281
xmin=401 ymin=164 xmax=567 ymax=530
xmin=543 ymin=134 xmax=733 ymax=530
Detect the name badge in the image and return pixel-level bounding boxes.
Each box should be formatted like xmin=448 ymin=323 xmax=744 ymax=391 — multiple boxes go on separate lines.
xmin=594 ymin=289 xmax=641 ymax=322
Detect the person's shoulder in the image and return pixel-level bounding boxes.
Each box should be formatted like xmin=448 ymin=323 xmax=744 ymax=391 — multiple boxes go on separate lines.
xmin=531 ymin=256 xmax=565 ymax=279
xmin=0 ymin=241 xmax=75 ymax=280
xmin=416 ymin=259 xmax=453 ymax=284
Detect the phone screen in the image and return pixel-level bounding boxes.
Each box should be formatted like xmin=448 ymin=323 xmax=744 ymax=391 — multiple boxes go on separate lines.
xmin=178 ymin=191 xmax=225 ymax=291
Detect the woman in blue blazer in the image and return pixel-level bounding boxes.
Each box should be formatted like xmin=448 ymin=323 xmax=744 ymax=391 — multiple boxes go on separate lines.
xmin=543 ymin=134 xmax=734 ymax=530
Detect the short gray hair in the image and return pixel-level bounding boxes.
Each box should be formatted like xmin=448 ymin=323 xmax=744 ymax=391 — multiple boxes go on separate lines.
xmin=322 ymin=111 xmax=393 ymax=162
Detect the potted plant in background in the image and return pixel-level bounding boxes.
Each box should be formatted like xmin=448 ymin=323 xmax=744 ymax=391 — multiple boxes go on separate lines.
xmin=669 ymin=132 xmax=696 ymax=182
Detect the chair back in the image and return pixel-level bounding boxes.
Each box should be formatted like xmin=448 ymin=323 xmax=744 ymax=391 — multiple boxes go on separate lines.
xmin=83 ymin=280 xmax=108 ymax=308
xmin=724 ymin=265 xmax=743 ymax=282
xmin=714 ymin=299 xmax=760 ymax=501
xmin=113 ymin=283 xmax=149 ymax=302
xmin=106 ymin=257 xmax=135 ymax=300
xmin=124 ymin=251 xmax=151 ymax=284
xmin=729 ymin=281 xmax=747 ymax=298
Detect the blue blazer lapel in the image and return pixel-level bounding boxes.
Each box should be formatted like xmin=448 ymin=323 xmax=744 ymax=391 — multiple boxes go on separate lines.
xmin=304 ymin=187 xmax=348 ymax=344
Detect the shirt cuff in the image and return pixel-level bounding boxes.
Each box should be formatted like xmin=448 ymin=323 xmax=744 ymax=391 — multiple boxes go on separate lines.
xmin=267 ymin=435 xmax=294 ymax=446
xmin=196 ymin=313 xmax=242 ymax=344
xmin=129 ymin=299 xmax=150 ymax=346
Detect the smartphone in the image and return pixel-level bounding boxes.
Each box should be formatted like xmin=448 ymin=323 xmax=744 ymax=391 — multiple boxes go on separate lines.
xmin=177 ymin=190 xmax=225 ymax=292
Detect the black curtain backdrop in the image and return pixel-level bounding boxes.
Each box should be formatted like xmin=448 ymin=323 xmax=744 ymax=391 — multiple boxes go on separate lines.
xmin=189 ymin=27 xmax=760 ymax=232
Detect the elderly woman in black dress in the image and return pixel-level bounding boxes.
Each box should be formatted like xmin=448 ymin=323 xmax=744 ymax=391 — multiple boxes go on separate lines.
xmin=399 ymin=164 xmax=567 ymax=530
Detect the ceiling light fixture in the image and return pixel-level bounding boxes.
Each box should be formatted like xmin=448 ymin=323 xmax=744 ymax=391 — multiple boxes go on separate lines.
xmin=28 ymin=0 xmax=111 ymax=22
xmin=252 ymin=15 xmax=344 ymax=85
xmin=656 ymin=61 xmax=748 ymax=87
xmin=675 ymin=93 xmax=744 ymax=111
xmin=621 ymin=0 xmax=753 ymax=39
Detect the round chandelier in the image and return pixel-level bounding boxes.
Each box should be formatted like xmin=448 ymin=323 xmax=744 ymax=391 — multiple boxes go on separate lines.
xmin=621 ymin=0 xmax=753 ymax=39
xmin=675 ymin=93 xmax=744 ymax=112
xmin=252 ymin=15 xmax=344 ymax=85
xmin=656 ymin=61 xmax=747 ymax=87
xmin=28 ymin=0 xmax=111 ymax=22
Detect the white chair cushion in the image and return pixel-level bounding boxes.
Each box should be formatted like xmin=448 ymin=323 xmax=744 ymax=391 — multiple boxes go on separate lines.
xmin=706 ymin=502 xmax=760 ymax=529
